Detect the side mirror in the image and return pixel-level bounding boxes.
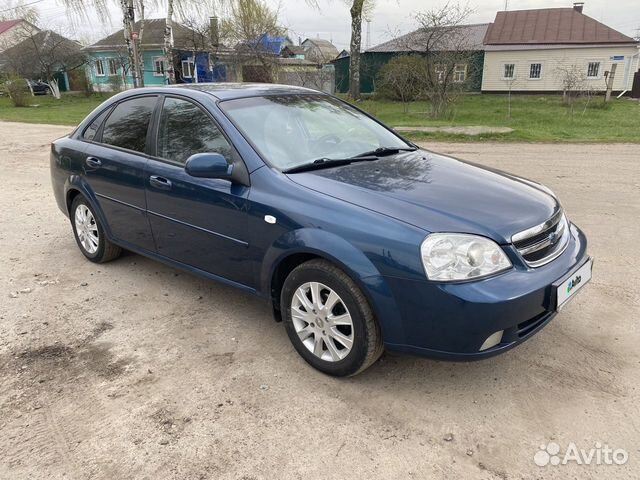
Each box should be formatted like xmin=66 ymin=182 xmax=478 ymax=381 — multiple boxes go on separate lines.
xmin=185 ymin=153 xmax=233 ymax=179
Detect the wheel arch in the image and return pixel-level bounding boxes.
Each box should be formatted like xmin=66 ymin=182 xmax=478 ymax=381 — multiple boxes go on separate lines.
xmin=262 ymin=229 xmax=404 ymax=344
xmin=63 ymin=177 xmax=114 ymax=241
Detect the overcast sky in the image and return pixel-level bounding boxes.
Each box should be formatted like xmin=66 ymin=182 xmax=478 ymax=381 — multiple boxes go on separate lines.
xmin=21 ymin=0 xmax=640 ymax=49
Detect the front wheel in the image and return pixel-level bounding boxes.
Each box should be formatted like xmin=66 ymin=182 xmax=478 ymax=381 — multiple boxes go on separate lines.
xmin=70 ymin=195 xmax=122 ymax=263
xmin=281 ymin=259 xmax=384 ymax=376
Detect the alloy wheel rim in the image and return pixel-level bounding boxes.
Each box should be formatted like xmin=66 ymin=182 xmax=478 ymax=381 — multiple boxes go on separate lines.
xmin=74 ymin=204 xmax=99 ymax=254
xmin=290 ymin=282 xmax=354 ymax=362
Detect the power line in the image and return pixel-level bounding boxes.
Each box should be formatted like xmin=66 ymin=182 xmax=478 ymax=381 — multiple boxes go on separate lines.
xmin=0 ymin=0 xmax=46 ymax=15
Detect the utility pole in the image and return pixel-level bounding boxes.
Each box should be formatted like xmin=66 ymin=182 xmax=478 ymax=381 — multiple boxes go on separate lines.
xmin=605 ymin=63 xmax=617 ymax=102
xmin=504 ymin=0 xmax=509 ymax=11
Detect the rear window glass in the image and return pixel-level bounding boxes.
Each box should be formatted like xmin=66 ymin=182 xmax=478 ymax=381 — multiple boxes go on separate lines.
xmin=102 ymin=96 xmax=157 ymax=153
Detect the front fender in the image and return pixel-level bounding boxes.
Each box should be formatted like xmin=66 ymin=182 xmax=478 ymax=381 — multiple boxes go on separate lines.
xmin=261 ymin=228 xmax=406 ymax=345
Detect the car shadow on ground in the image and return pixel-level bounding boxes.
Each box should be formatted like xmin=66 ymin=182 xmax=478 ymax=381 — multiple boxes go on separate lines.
xmin=100 ymin=249 xmax=534 ymax=392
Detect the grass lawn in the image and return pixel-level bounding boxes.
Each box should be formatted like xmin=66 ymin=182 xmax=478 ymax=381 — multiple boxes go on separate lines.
xmin=350 ymin=94 xmax=640 ymax=143
xmin=0 ymin=93 xmax=111 ymax=126
xmin=0 ymin=91 xmax=638 ymax=143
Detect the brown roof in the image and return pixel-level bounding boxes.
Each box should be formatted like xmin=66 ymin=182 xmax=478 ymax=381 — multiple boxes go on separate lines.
xmin=485 ymin=8 xmax=637 ymax=45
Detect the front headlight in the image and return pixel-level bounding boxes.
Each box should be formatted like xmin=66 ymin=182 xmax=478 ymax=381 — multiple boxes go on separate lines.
xmin=420 ymin=233 xmax=512 ymax=281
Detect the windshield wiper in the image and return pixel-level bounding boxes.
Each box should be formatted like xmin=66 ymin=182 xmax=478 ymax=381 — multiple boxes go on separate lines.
xmin=282 ymin=156 xmax=378 ymax=174
xmin=352 ymin=146 xmax=417 ymax=158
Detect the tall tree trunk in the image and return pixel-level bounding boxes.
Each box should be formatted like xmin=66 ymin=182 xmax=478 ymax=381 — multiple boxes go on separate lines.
xmin=163 ymin=0 xmax=176 ymax=84
xmin=137 ymin=0 xmax=145 ymax=87
xmin=120 ymin=0 xmax=139 ymax=88
xmin=348 ymin=0 xmax=365 ymax=100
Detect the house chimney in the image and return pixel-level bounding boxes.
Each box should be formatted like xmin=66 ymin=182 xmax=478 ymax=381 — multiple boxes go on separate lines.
xmin=209 ymin=16 xmax=219 ymax=48
xmin=573 ymin=2 xmax=584 ymax=13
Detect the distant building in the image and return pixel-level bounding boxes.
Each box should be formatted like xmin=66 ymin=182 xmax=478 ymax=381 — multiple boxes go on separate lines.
xmin=481 ymin=4 xmax=640 ymax=93
xmin=0 ymin=19 xmax=38 ymax=52
xmin=301 ymin=38 xmax=339 ymax=64
xmin=281 ymin=45 xmax=306 ymax=59
xmin=85 ymin=18 xmax=227 ymax=90
xmin=0 ymin=30 xmax=83 ymax=91
xmin=332 ymin=23 xmax=489 ymax=94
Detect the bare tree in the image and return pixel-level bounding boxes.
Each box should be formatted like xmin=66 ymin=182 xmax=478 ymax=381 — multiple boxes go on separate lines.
xmin=397 ymin=2 xmax=474 ymax=118
xmin=555 ymin=63 xmax=587 ymax=119
xmin=219 ymin=0 xmax=284 ymax=83
xmin=345 ymin=0 xmax=374 ymax=100
xmin=178 ymin=16 xmax=212 ymax=83
xmin=1 ymin=28 xmax=86 ymax=97
xmin=0 ymin=0 xmax=39 ymax=23
xmin=163 ymin=0 xmax=176 ymax=83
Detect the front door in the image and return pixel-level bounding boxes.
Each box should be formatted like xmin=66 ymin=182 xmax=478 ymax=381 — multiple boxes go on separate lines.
xmin=145 ymin=96 xmax=252 ymax=287
xmin=82 ymin=95 xmax=157 ymax=251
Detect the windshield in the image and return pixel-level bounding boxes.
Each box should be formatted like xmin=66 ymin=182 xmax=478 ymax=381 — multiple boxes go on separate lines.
xmin=219 ymin=94 xmax=411 ymax=170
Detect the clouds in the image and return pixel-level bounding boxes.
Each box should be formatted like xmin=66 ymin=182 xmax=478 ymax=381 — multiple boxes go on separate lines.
xmin=31 ymin=0 xmax=640 ymax=49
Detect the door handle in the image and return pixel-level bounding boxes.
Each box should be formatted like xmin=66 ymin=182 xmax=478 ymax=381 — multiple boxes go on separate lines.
xmin=85 ymin=156 xmax=102 ymax=168
xmin=149 ymin=175 xmax=172 ymax=190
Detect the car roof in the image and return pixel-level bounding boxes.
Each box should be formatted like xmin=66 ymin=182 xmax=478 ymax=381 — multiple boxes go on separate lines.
xmin=164 ymin=82 xmax=322 ymax=100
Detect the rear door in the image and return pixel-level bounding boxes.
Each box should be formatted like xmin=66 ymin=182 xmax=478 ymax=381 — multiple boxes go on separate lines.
xmin=82 ymin=95 xmax=157 ymax=251
xmin=145 ymin=95 xmax=252 ymax=286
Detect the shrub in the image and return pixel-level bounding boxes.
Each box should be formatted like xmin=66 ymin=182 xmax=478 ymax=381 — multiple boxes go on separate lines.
xmin=377 ymin=55 xmax=426 ymax=109
xmin=2 ymin=75 xmax=30 ymax=107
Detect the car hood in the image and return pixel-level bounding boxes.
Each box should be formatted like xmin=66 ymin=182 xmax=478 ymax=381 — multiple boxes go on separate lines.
xmin=287 ymin=150 xmax=558 ymax=244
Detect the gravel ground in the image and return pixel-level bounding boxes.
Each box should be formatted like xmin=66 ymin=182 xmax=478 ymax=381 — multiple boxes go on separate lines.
xmin=1 ymin=121 xmax=638 ymax=480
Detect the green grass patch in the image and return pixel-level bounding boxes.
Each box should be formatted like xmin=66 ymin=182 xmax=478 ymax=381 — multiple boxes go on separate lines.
xmin=349 ymin=94 xmax=640 ymax=143
xmin=0 ymin=93 xmax=112 ymax=126
xmin=0 ymin=91 xmax=638 ymax=143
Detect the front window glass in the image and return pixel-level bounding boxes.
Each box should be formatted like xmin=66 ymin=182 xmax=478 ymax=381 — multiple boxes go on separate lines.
xmin=219 ymin=95 xmax=410 ymax=170
xmin=157 ymin=97 xmax=232 ymax=165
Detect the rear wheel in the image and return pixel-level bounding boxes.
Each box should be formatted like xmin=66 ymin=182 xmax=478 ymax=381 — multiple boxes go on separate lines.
xmin=281 ymin=259 xmax=383 ymax=376
xmin=70 ymin=195 xmax=121 ymax=263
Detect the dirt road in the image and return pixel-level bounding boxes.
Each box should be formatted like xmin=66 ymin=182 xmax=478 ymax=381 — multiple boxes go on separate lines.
xmin=1 ymin=121 xmax=638 ymax=479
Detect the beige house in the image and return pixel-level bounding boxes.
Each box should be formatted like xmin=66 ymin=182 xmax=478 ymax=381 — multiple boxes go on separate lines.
xmin=481 ymin=4 xmax=640 ymax=93
xmin=0 ymin=19 xmax=39 ymax=52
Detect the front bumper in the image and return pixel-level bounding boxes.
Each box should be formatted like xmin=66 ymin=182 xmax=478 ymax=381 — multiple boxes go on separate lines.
xmin=381 ymin=223 xmax=589 ymax=360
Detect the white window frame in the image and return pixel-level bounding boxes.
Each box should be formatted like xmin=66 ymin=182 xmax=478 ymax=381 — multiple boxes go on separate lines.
xmin=95 ymin=59 xmax=105 ymax=77
xmin=182 ymin=59 xmax=195 ymax=79
xmin=528 ymin=62 xmax=543 ymax=80
xmin=502 ymin=63 xmax=516 ymax=80
xmin=107 ymin=58 xmax=118 ymax=76
xmin=586 ymin=60 xmax=603 ymax=79
xmin=453 ymin=63 xmax=467 ymax=83
xmin=153 ymin=57 xmax=166 ymax=77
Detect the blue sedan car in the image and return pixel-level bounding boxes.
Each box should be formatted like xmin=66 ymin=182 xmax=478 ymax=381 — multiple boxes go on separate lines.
xmin=50 ymin=83 xmax=592 ymax=376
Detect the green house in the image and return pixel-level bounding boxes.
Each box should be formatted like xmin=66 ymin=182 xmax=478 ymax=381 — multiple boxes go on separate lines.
xmin=333 ymin=23 xmax=489 ymax=95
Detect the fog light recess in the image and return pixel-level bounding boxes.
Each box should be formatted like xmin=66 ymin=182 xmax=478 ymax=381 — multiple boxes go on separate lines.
xmin=479 ymin=330 xmax=504 ymax=351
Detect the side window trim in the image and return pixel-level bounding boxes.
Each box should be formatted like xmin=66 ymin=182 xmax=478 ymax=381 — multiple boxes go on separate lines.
xmin=98 ymin=94 xmax=159 ymax=155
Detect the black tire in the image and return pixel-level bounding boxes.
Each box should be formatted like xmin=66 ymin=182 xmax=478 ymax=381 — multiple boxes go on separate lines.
xmin=281 ymin=259 xmax=384 ymax=376
xmin=70 ymin=195 xmax=122 ymax=263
